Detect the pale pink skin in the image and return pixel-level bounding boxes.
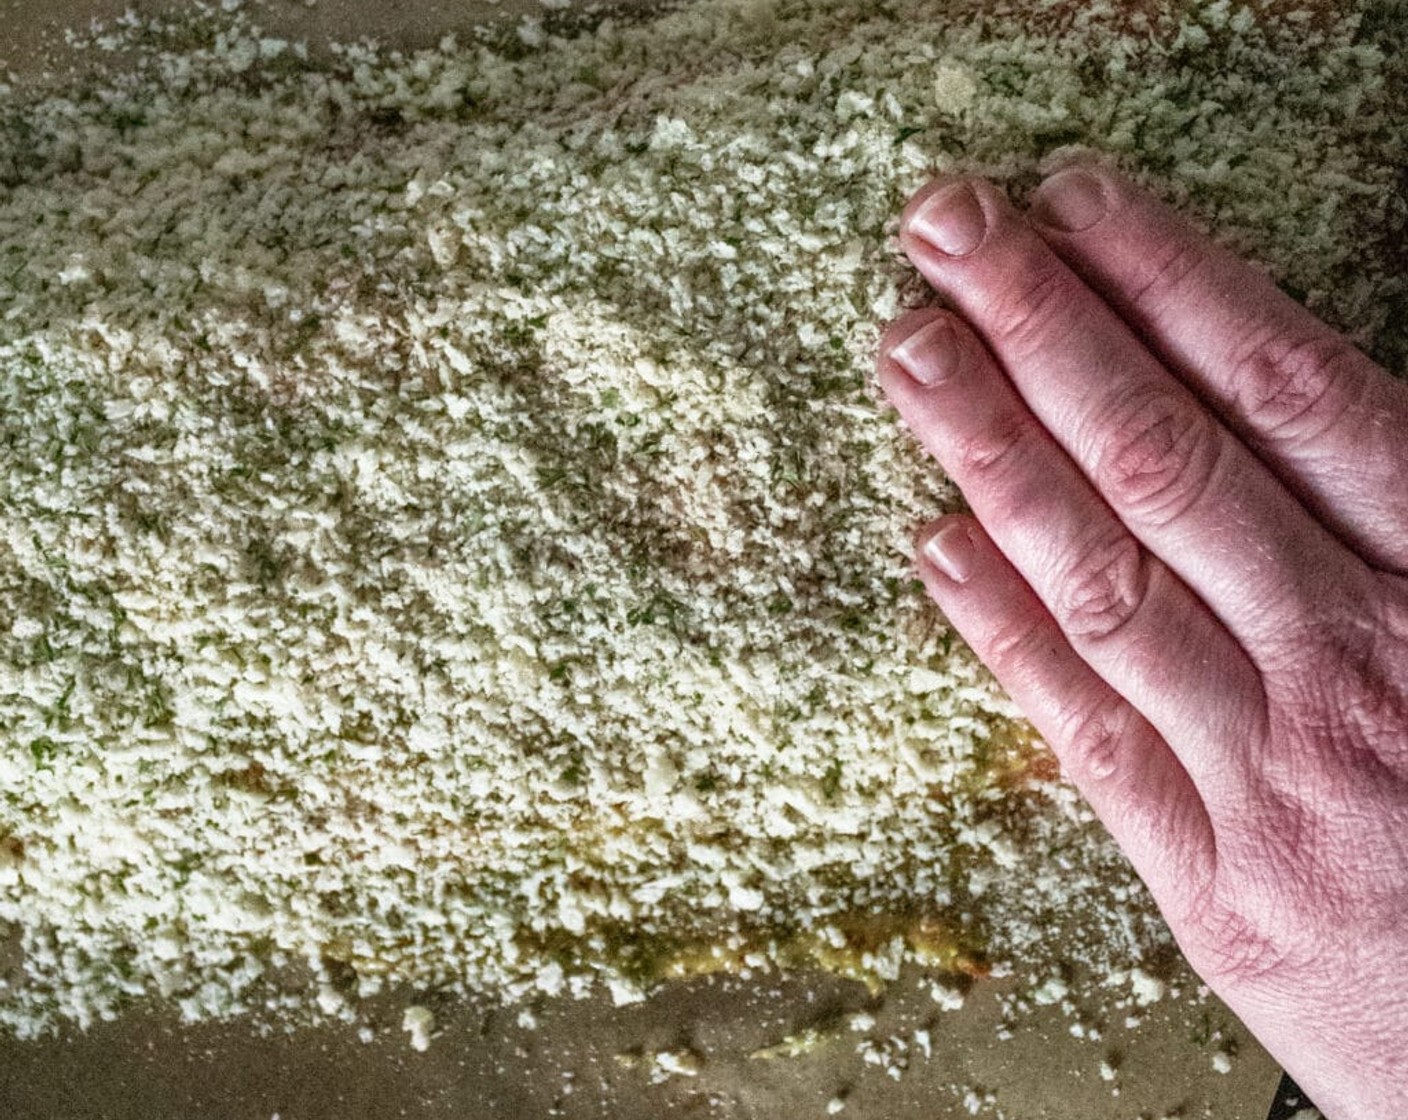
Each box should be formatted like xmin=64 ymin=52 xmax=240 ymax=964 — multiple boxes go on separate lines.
xmin=876 ymin=165 xmax=1408 ymax=1118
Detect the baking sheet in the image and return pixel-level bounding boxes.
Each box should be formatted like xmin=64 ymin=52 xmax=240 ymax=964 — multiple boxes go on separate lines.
xmin=0 ymin=1 xmax=1287 ymax=1116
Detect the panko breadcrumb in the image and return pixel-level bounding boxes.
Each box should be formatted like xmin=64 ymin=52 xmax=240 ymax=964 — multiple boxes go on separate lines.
xmin=0 ymin=0 xmax=1404 ymax=1035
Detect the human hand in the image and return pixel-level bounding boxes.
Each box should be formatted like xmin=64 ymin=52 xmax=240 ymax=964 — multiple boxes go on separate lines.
xmin=875 ymin=164 xmax=1408 ymax=1118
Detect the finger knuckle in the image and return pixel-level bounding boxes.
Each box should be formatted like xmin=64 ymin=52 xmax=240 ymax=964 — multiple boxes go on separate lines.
xmin=1228 ymin=328 xmax=1363 ymax=444
xmin=1056 ymin=531 xmax=1148 ymax=642
xmin=952 ymin=405 xmax=1037 ymax=479
xmin=982 ymin=614 xmax=1051 ymax=678
xmin=1264 ymin=579 xmax=1408 ymax=730
xmin=1126 ymin=236 xmax=1210 ymax=315
xmin=1324 ymin=606 xmax=1408 ymax=771
xmin=1092 ymin=388 xmax=1218 ymax=528
xmin=1188 ymin=902 xmax=1290 ymax=987
xmin=987 ymin=260 xmax=1073 ymax=358
xmin=1056 ymin=699 xmax=1127 ymax=782
xmin=1378 ymin=587 xmax=1408 ymax=655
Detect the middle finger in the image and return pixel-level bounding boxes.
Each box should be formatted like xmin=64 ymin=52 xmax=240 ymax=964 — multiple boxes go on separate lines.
xmin=897 ymin=177 xmax=1364 ymax=664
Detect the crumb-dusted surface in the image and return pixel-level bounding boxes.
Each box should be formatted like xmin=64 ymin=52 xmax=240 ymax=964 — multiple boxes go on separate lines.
xmin=0 ymin=0 xmax=1400 ymax=1115
xmin=0 ymin=961 xmax=1284 ymax=1119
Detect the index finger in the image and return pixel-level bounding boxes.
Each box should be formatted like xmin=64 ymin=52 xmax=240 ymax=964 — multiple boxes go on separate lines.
xmin=1027 ymin=163 xmax=1408 ymax=575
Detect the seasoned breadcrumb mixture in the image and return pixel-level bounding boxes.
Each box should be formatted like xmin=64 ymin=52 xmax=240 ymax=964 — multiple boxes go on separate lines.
xmin=0 ymin=0 xmax=1403 ymax=1034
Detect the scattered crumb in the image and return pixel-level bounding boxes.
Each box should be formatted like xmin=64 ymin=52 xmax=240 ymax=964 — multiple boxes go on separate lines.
xmin=648 ymin=1048 xmax=701 ymax=1083
xmin=1129 ymin=969 xmax=1166 ymax=1007
xmin=401 ymin=1005 xmax=435 ymax=1052
xmin=930 ymin=982 xmax=966 ymax=1012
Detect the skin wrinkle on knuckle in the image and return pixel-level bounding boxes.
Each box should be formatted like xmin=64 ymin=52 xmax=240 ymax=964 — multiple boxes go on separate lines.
xmin=1056 ymin=697 xmax=1126 ymax=783
xmin=951 ymin=403 xmax=1035 ymax=480
xmin=1091 ymin=386 xmax=1218 ymax=529
xmin=1201 ymin=811 xmax=1326 ymax=979
xmin=983 ymin=257 xmax=1075 ymax=360
xmin=1228 ymin=328 xmax=1361 ymax=444
xmin=1205 ymin=765 xmax=1378 ymax=976
xmin=1054 ymin=530 xmax=1148 ymax=643
xmin=981 ymin=613 xmax=1055 ymax=683
xmin=1274 ymin=597 xmax=1387 ymax=689
xmin=1124 ymin=231 xmax=1212 ymax=317
xmin=1255 ymin=785 xmax=1322 ymax=874
xmin=1323 ymin=618 xmax=1408 ymax=771
xmin=1252 ymin=728 xmax=1408 ymax=915
xmin=1191 ymin=901 xmax=1290 ymax=988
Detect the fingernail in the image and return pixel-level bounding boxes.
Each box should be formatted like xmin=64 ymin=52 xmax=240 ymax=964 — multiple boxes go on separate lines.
xmin=1030 ymin=168 xmax=1108 ymax=232
xmin=890 ymin=318 xmax=959 ymax=386
xmin=922 ymin=521 xmax=976 ymax=583
xmin=909 ymin=183 xmax=987 ymax=256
